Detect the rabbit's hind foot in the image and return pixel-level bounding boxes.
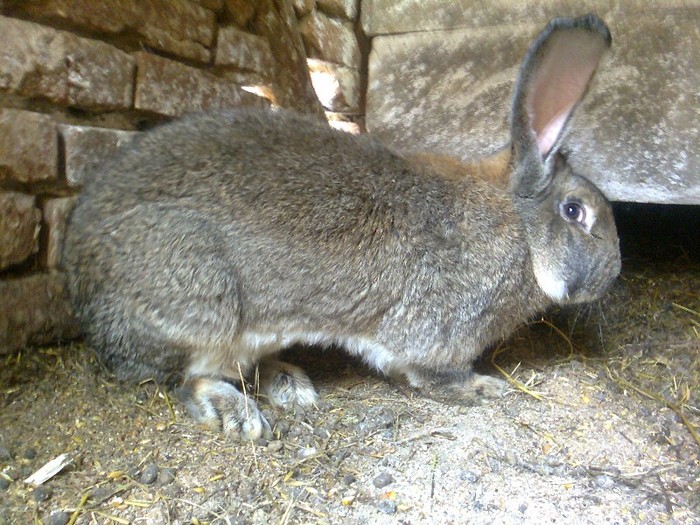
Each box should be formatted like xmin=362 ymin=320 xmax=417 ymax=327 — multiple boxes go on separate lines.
xmin=176 ymin=377 xmax=271 ymax=440
xmin=258 ymin=359 xmax=319 ymax=409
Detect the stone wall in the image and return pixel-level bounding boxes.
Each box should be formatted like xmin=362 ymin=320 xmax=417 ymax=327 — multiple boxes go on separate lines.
xmin=363 ymin=0 xmax=700 ymax=205
xmin=297 ymin=0 xmax=365 ymax=131
xmin=0 ymin=0 xmax=365 ymax=354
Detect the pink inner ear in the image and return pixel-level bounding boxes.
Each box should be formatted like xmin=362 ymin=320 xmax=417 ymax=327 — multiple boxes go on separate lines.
xmin=528 ymin=29 xmax=607 ymax=158
xmin=536 ymin=104 xmax=574 ymax=156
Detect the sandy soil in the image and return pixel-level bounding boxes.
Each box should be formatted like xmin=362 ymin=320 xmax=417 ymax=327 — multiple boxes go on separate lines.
xmin=1 ymin=204 xmax=698 ymax=525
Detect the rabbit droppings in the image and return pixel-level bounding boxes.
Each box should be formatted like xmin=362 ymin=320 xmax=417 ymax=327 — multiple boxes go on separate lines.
xmin=64 ymin=15 xmax=621 ymax=439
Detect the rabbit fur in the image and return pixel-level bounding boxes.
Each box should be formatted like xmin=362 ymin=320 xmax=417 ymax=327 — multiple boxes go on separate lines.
xmin=63 ymin=14 xmax=621 ymax=439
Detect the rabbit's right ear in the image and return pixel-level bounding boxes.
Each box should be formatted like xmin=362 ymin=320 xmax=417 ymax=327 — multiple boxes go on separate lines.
xmin=509 ymin=15 xmax=611 ymax=198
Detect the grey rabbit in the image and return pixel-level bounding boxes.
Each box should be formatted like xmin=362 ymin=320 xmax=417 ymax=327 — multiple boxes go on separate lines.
xmin=63 ymin=14 xmax=621 ymax=439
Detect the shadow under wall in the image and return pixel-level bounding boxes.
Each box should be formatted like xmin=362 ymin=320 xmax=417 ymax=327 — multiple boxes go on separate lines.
xmin=612 ymin=202 xmax=700 ymax=263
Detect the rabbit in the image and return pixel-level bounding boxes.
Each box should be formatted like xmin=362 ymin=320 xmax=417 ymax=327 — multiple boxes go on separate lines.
xmin=63 ymin=14 xmax=621 ymax=440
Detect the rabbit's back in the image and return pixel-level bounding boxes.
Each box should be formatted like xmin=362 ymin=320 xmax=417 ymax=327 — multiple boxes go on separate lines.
xmin=76 ymin=108 xmax=487 ymax=239
xmin=71 ymin=107 xmax=520 ymax=285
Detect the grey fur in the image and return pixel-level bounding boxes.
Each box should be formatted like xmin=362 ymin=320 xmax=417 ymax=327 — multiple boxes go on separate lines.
xmin=63 ymin=15 xmax=621 ymax=438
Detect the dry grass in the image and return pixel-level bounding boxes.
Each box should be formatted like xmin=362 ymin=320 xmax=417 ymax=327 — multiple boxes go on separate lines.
xmin=490 ymin=258 xmax=700 ymax=451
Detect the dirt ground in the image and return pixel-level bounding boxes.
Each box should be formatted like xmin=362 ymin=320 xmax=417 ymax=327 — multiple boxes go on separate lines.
xmin=1 ymin=204 xmax=699 ymax=525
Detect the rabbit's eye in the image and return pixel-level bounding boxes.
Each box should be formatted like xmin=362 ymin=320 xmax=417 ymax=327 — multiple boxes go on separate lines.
xmin=561 ymin=202 xmax=585 ymax=223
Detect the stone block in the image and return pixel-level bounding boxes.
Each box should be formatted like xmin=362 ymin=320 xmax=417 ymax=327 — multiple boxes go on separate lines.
xmin=216 ymin=26 xmax=275 ymax=78
xmin=326 ymin=112 xmax=362 ymax=134
xmin=366 ymin=26 xmax=532 ymax=161
xmin=59 ymin=125 xmax=138 ymax=187
xmin=299 ymin=10 xmax=361 ymax=68
xmin=308 ymin=59 xmax=360 ymax=113
xmin=366 ymin=12 xmax=700 ymax=204
xmin=360 ymin=0 xmax=700 ymax=35
xmin=224 ymin=0 xmax=257 ymax=26
xmin=133 ymin=52 xmax=269 ymax=117
xmin=41 ymin=197 xmax=78 ymax=269
xmin=6 ymin=0 xmax=215 ymax=62
xmin=251 ymin=0 xmax=325 ymax=116
xmin=0 ymin=109 xmax=58 ymax=184
xmin=0 ymin=16 xmax=134 ymax=110
xmin=0 ymin=192 xmax=41 ymax=271
xmin=318 ymin=0 xmax=358 ymax=20
xmin=0 ymin=272 xmax=79 ymax=354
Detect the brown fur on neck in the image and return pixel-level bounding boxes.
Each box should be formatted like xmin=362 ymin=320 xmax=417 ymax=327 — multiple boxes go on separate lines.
xmin=408 ymin=147 xmax=513 ymax=189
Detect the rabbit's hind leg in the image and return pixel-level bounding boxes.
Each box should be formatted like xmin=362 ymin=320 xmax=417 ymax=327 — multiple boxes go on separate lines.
xmin=75 ymin=206 xmax=268 ymax=439
xmin=177 ymin=377 xmax=271 ymax=440
xmin=258 ymin=359 xmax=319 ymax=409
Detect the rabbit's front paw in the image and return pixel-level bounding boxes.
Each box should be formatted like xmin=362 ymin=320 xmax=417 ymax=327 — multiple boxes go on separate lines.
xmin=177 ymin=378 xmax=271 ymax=440
xmin=258 ymin=359 xmax=319 ymax=409
xmin=461 ymin=373 xmax=507 ymax=401
xmin=406 ymin=368 xmax=506 ymax=406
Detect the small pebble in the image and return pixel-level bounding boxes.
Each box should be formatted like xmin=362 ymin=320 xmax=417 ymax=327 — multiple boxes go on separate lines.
xmin=381 ymin=429 xmax=395 ymax=440
xmin=373 ymin=471 xmax=394 ymax=488
xmin=4 ymin=466 xmax=19 ymax=481
xmin=24 ymin=448 xmax=37 ymax=460
xmin=377 ymin=499 xmax=397 ymax=514
xmin=313 ymin=427 xmax=330 ymax=439
xmin=91 ymin=486 xmax=114 ymax=503
xmin=140 ymin=464 xmax=159 ymax=485
xmin=287 ymin=424 xmax=304 ymax=438
xmin=0 ymin=477 xmax=10 ymax=490
xmin=518 ymin=503 xmax=528 ymax=513
xmin=46 ymin=511 xmax=70 ymax=525
xmin=158 ymin=468 xmax=177 ymax=485
xmin=356 ymin=408 xmax=395 ymax=436
xmin=343 ymin=474 xmax=356 ymax=485
xmin=267 ymin=440 xmax=284 ymax=453
xmin=296 ymin=446 xmax=317 ymax=459
xmin=32 ymin=485 xmax=52 ymax=503
xmin=341 ymin=489 xmax=357 ymax=506
xmin=160 ymin=484 xmax=181 ymax=498
xmin=0 ymin=446 xmax=11 ymax=461
xmin=594 ymin=474 xmax=615 ymax=489
xmin=459 ymin=470 xmax=480 ymax=483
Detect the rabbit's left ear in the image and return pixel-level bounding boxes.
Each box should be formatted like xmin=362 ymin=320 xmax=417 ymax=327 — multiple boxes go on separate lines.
xmin=510 ymin=15 xmax=611 ymax=197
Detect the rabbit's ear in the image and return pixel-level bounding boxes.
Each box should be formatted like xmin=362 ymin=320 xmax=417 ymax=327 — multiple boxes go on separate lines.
xmin=510 ymin=15 xmax=611 ymax=197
